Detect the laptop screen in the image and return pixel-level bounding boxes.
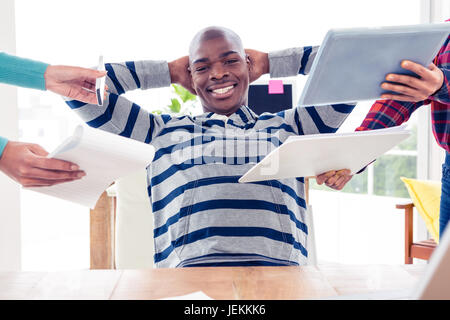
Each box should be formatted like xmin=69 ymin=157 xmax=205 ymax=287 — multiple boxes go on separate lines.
xmin=247 ymin=83 xmax=293 ymax=115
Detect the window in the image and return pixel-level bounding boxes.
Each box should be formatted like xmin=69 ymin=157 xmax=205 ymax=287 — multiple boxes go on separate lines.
xmin=15 ymin=0 xmax=423 ymax=269
xmin=310 ymin=108 xmax=419 ymax=265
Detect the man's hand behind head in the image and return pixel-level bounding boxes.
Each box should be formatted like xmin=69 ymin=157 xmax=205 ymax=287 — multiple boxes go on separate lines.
xmin=245 ymin=49 xmax=269 ymax=83
xmin=169 ymin=56 xmax=196 ymax=95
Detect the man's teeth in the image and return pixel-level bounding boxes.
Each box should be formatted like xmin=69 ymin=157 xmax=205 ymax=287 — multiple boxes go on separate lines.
xmin=212 ymin=86 xmax=234 ymax=94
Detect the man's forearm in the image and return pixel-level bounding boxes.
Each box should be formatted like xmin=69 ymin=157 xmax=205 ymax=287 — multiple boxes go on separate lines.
xmin=268 ymin=46 xmax=319 ymax=78
xmin=104 ymin=60 xmax=172 ymax=95
xmin=64 ymin=60 xmax=172 ymax=144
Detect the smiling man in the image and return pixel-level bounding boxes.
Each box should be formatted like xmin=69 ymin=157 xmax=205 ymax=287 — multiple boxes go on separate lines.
xmin=65 ymin=26 xmax=356 ymax=268
xmin=187 ymin=28 xmax=250 ymax=116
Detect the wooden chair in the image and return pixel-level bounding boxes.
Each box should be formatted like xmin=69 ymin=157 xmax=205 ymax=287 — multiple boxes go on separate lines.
xmin=90 ymin=191 xmax=116 ymax=269
xmin=396 ymin=202 xmax=437 ymax=264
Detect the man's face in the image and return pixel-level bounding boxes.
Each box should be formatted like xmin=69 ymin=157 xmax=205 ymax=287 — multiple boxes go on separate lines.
xmin=189 ymin=36 xmax=250 ymax=115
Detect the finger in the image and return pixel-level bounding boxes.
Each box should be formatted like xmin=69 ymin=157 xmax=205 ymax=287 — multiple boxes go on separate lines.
xmin=316 ymin=170 xmax=336 ymax=184
xmin=332 ymin=175 xmax=348 ymax=190
xmin=20 ymin=167 xmax=85 ymax=180
xmin=384 ymin=73 xmax=427 ymax=91
xmin=77 ymin=68 xmax=107 ymax=80
xmin=336 ymin=169 xmax=351 ymax=176
xmin=72 ymin=89 xmax=99 ymax=105
xmin=380 ymin=93 xmax=421 ymax=102
xmin=401 ymin=60 xmax=429 ymax=79
xmin=82 ymin=80 xmax=96 ymax=91
xmin=381 ymin=82 xmax=422 ymax=98
xmin=31 ymin=157 xmax=80 ymax=172
xmin=325 ymin=169 xmax=350 ymax=188
xmin=325 ymin=175 xmax=339 ymax=187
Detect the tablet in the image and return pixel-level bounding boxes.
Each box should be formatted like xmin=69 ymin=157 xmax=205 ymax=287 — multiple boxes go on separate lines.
xmin=238 ymin=125 xmax=410 ymax=183
xmin=297 ymin=23 xmax=450 ymax=106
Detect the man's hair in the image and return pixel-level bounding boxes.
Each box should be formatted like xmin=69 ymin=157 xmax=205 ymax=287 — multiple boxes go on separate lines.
xmin=189 ymin=26 xmax=245 ymax=59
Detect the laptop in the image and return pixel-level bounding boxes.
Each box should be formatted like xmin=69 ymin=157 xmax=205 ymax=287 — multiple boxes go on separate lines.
xmin=329 ymin=225 xmax=450 ymax=300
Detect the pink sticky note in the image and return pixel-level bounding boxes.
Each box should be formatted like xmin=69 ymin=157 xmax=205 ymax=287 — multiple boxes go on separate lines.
xmin=268 ymin=80 xmax=284 ymax=94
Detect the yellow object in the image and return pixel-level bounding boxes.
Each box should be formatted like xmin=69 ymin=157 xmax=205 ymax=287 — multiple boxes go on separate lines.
xmin=401 ymin=177 xmax=441 ymax=243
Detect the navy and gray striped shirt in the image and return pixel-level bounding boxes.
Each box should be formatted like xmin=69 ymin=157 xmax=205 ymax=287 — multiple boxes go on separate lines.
xmin=66 ymin=46 xmax=356 ymax=268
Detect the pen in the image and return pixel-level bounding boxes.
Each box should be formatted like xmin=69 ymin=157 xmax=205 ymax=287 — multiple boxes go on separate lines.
xmin=95 ymin=55 xmax=106 ymax=106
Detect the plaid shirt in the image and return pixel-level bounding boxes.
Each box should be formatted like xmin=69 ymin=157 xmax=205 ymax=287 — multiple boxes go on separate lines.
xmin=356 ymin=30 xmax=450 ymax=153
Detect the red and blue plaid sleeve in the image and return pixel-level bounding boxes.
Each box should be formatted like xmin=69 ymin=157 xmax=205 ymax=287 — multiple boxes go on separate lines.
xmin=430 ymin=34 xmax=450 ymax=104
xmin=355 ymin=99 xmax=426 ymax=131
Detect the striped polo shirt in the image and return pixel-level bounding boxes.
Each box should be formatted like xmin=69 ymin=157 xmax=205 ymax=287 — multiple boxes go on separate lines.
xmin=66 ymin=46 xmax=356 ymax=267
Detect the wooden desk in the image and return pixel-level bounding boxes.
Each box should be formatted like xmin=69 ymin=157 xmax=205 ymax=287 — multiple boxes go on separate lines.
xmin=0 ymin=264 xmax=426 ymax=300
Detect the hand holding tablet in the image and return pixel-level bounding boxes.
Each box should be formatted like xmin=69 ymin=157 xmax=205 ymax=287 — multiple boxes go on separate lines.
xmin=298 ymin=23 xmax=450 ymax=106
xmin=380 ymin=59 xmax=445 ymax=102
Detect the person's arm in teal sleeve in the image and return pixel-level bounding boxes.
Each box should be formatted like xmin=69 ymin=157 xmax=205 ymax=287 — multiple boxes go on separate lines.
xmin=0 ymin=137 xmax=8 ymax=159
xmin=0 ymin=52 xmax=49 ymax=90
xmin=0 ymin=52 xmax=107 ymax=104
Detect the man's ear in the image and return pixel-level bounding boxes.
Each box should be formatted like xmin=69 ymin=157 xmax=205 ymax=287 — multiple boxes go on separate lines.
xmin=245 ymin=53 xmax=254 ymax=83
xmin=187 ymin=67 xmax=198 ymax=95
xmin=246 ymin=53 xmax=252 ymax=70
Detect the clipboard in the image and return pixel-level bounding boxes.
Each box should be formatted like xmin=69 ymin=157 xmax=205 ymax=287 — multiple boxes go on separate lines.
xmin=238 ymin=126 xmax=410 ymax=183
xmin=29 ymin=125 xmax=155 ymax=208
xmin=298 ymin=23 xmax=450 ymax=106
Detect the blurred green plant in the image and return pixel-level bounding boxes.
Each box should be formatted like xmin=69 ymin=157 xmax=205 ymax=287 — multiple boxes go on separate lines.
xmin=152 ymin=84 xmax=199 ymax=116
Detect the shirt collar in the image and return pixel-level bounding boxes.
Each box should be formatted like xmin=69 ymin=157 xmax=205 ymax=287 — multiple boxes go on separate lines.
xmin=203 ymin=105 xmax=258 ymax=126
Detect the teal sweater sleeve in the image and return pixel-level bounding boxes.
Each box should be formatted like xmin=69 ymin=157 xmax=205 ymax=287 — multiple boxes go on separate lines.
xmin=0 ymin=136 xmax=8 ymax=159
xmin=0 ymin=52 xmax=49 ymax=90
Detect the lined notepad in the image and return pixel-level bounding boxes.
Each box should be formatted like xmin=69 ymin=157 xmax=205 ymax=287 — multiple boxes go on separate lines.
xmin=28 ymin=125 xmax=155 ymax=208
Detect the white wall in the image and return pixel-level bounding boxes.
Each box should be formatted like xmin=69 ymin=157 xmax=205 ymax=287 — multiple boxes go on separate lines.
xmin=0 ymin=0 xmax=21 ymax=271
